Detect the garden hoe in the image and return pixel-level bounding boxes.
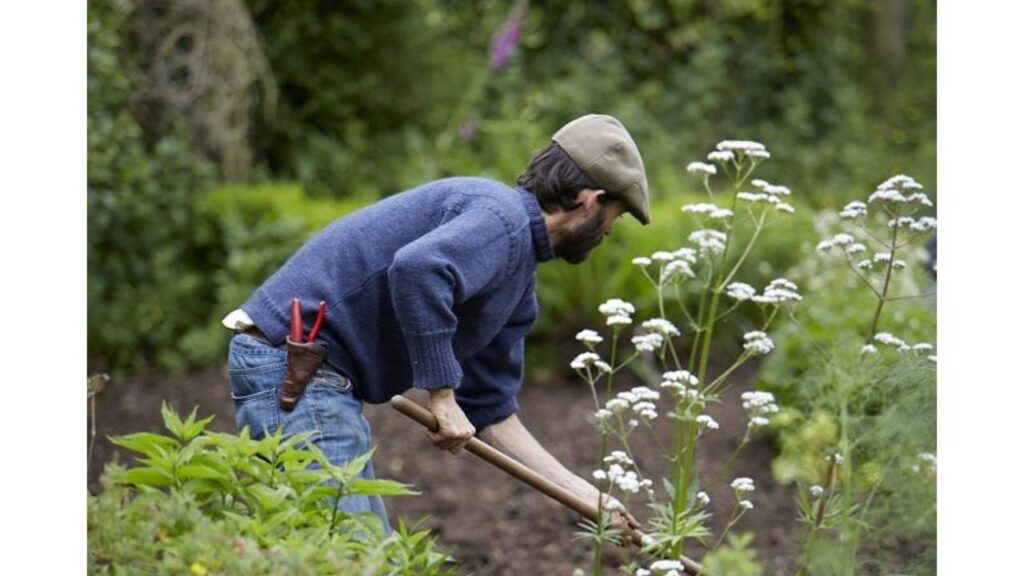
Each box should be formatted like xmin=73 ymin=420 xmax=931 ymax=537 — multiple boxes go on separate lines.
xmin=390 ymin=395 xmax=704 ymax=574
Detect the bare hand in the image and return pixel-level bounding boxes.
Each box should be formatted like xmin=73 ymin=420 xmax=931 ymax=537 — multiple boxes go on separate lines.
xmin=426 ymin=387 xmax=476 ymax=454
xmin=602 ymin=495 xmax=642 ymax=546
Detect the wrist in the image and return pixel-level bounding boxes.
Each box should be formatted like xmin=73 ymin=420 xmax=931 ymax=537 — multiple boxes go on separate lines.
xmin=428 ymin=386 xmax=456 ymax=401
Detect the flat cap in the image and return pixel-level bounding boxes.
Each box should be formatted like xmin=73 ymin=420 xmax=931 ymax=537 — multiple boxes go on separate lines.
xmin=552 ymin=114 xmax=650 ymax=225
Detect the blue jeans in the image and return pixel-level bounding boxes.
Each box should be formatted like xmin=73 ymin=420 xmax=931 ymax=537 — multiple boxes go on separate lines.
xmin=226 ymin=332 xmax=390 ymax=531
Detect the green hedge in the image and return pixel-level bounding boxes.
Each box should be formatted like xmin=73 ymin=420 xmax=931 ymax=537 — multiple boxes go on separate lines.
xmin=88 ymin=0 xmax=217 ymax=372
xmin=177 ymin=183 xmax=370 ymax=368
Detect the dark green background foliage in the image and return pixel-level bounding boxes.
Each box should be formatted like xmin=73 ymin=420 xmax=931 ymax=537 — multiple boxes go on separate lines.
xmin=88 ymin=0 xmax=216 ymax=371
xmin=88 ymin=0 xmax=935 ymax=375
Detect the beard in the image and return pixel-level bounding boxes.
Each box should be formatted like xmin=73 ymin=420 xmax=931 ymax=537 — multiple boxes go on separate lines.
xmin=552 ymin=209 xmax=605 ymax=265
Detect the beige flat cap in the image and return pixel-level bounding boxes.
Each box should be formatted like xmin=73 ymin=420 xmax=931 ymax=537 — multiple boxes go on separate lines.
xmin=552 ymin=114 xmax=650 ymax=225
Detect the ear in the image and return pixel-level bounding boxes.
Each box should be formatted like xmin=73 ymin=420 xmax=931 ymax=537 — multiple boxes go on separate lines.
xmin=577 ymin=188 xmax=607 ymax=211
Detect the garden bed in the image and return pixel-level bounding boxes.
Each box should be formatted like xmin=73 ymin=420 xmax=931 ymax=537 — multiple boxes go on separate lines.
xmin=88 ymin=360 xmax=799 ymax=574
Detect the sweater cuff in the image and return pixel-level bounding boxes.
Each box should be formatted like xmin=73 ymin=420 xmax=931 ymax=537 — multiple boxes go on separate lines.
xmin=464 ymin=395 xmax=519 ymax=431
xmin=406 ymin=331 xmax=464 ymax=390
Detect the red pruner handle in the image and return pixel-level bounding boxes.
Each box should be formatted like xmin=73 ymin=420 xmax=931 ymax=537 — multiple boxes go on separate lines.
xmin=307 ymin=301 xmax=327 ymax=342
xmin=289 ymin=298 xmax=303 ymax=342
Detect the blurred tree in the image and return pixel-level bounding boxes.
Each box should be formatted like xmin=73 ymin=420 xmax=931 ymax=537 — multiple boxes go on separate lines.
xmin=128 ymin=0 xmax=277 ymax=181
xmin=88 ymin=0 xmax=217 ymax=372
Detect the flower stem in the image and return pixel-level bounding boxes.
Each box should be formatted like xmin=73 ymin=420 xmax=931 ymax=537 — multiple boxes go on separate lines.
xmin=865 ymin=214 xmax=902 ymax=342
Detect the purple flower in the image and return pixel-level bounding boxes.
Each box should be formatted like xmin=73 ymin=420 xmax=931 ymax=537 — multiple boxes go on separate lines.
xmin=490 ymin=3 xmax=526 ymax=71
xmin=458 ymin=120 xmax=477 ymax=141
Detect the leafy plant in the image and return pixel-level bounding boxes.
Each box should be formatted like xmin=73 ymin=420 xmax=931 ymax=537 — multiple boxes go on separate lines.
xmin=89 ymin=403 xmax=454 ymax=575
xmin=759 ymin=175 xmax=937 ymax=575
xmin=568 ymin=140 xmax=801 ymax=574
xmin=563 ymin=142 xmax=936 ymax=575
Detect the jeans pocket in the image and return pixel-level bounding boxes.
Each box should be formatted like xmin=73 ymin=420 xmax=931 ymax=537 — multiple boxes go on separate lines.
xmin=228 ymin=334 xmax=287 ymax=436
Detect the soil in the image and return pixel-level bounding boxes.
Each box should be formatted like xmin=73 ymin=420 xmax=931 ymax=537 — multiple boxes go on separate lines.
xmin=88 ymin=361 xmax=799 ymax=575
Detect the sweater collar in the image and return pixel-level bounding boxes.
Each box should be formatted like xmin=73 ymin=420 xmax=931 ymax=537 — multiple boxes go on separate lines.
xmin=516 ymin=186 xmax=555 ymax=263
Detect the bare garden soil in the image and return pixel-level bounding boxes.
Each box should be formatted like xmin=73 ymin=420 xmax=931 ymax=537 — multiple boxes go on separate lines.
xmin=88 ymin=361 xmax=799 ymax=575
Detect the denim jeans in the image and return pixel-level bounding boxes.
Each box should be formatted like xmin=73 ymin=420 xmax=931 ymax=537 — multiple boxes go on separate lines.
xmin=226 ymin=332 xmax=390 ymax=531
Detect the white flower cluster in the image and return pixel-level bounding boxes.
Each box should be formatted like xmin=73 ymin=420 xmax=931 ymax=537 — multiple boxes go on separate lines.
xmin=809 ymin=484 xmax=825 ymax=498
xmin=725 ymin=282 xmax=757 ymax=302
xmin=639 ymin=559 xmax=688 ymax=576
xmin=640 ymin=248 xmax=698 ymax=283
xmin=888 ymin=216 xmax=916 ymax=229
xmin=575 ymin=329 xmax=603 ymax=345
xmin=751 ymin=178 xmax=791 ymax=197
xmin=907 ymin=192 xmax=933 ymax=207
xmin=742 ymin=331 xmax=775 ymax=356
xmin=659 ymin=370 xmax=702 ymax=400
xmin=681 ymin=202 xmax=734 ymax=220
xmin=868 ymin=174 xmax=926 ymax=205
xmin=642 ymin=318 xmax=681 ymax=337
xmin=869 ymin=334 xmax=935 ymax=357
xmin=910 ymin=216 xmax=937 ymax=232
xmin=816 ymin=232 xmax=857 ymax=252
xmin=744 ymin=178 xmax=795 ymax=212
xmin=741 ymin=390 xmax=778 ymax=429
xmin=632 ymin=333 xmax=664 ymax=353
xmin=737 ymin=190 xmax=795 ymax=213
xmin=594 ymin=460 xmax=652 ymax=495
xmin=732 ymin=477 xmax=756 ymax=509
xmin=888 ymin=216 xmax=937 ymax=233
xmin=570 ymin=351 xmax=612 ymax=373
xmin=689 ymin=229 xmax=727 ymax=255
xmin=748 ymin=416 xmax=770 ymax=427
xmin=697 ymin=491 xmax=711 ymax=506
xmin=686 ymin=161 xmax=717 ymax=176
xmin=604 ymin=450 xmax=634 ymax=467
xmin=731 ymin=477 xmax=756 ymax=492
xmin=917 ymin=451 xmax=937 ymax=474
xmin=839 ymin=200 xmax=868 ymax=220
xmin=716 ymin=140 xmax=770 ymax=159
xmin=751 ymin=278 xmax=802 ymax=304
xmin=708 ymin=150 xmax=734 ymax=163
xmin=874 ymin=332 xmax=910 ymax=352
xmin=696 ymin=414 xmax=720 ymax=431
xmin=599 ymin=298 xmax=636 ymax=327
xmin=606 ymin=386 xmax=662 ymax=420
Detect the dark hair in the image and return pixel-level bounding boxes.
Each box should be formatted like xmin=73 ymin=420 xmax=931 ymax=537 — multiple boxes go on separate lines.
xmin=517 ymin=142 xmax=599 ymax=214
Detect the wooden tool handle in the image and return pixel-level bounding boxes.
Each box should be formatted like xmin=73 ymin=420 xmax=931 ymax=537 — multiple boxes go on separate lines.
xmin=389 ymin=395 xmax=704 ymax=574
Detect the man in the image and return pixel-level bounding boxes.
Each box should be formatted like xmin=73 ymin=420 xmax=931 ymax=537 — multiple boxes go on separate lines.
xmin=223 ymin=113 xmax=650 ymax=536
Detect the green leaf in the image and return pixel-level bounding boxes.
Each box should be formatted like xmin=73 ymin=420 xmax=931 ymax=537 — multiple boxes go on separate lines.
xmin=161 ymin=401 xmax=186 ymax=439
xmin=180 ymin=407 xmax=215 ymax=442
xmin=246 ymin=484 xmax=293 ymax=512
xmin=110 ymin=432 xmax=180 ymax=456
xmin=177 ymin=463 xmax=228 ymax=482
xmin=346 ymin=478 xmax=415 ymax=497
xmin=122 ymin=466 xmax=174 ymax=488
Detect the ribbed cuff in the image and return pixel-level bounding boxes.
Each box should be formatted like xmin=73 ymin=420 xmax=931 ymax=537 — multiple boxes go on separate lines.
xmin=406 ymin=331 xmax=463 ymax=390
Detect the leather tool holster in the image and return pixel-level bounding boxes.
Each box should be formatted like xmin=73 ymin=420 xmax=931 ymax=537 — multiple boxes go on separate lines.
xmin=278 ymin=337 xmax=327 ymax=411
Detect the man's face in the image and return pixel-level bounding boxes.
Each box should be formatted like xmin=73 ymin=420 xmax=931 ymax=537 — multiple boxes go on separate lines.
xmin=552 ymin=195 xmax=628 ymax=264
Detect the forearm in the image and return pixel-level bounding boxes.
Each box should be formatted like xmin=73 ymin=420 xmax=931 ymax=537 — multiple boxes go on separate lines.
xmin=480 ymin=414 xmax=598 ymax=500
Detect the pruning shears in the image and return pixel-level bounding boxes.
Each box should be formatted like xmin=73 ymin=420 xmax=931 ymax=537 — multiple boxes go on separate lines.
xmin=290 ymin=298 xmax=327 ymax=343
xmin=279 ymin=298 xmax=329 ymax=412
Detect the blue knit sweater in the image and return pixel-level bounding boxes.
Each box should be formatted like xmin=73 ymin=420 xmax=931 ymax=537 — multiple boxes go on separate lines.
xmin=243 ymin=177 xmax=554 ymax=429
